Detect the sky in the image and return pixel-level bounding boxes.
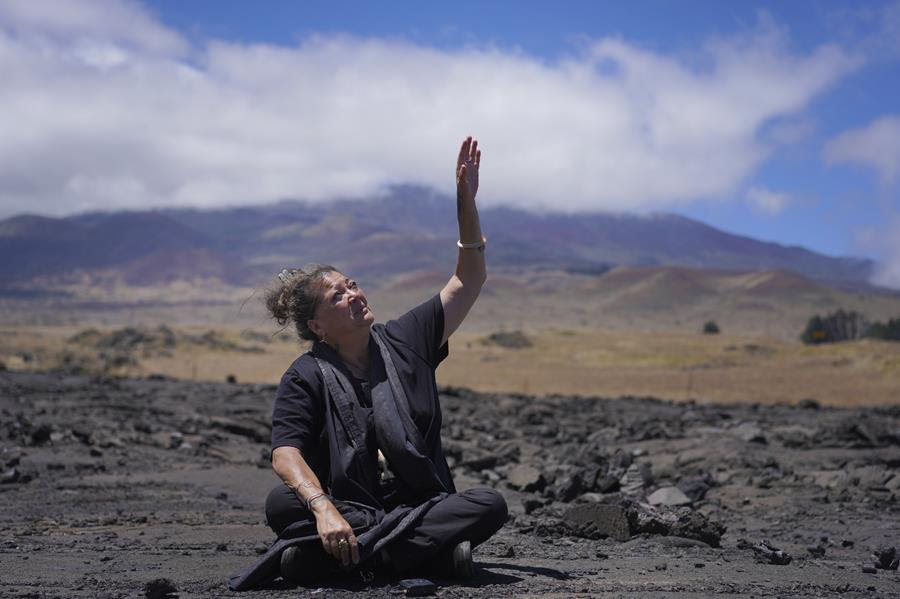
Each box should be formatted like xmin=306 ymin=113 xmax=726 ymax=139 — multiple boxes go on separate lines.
xmin=1 ymin=0 xmax=899 ymax=286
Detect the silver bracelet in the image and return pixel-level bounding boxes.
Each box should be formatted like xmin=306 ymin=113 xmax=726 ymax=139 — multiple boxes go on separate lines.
xmin=457 ymin=236 xmax=486 ymax=249
xmin=306 ymin=492 xmax=328 ymax=510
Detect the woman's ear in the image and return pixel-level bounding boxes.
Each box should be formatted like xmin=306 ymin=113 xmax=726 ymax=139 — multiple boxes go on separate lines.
xmin=307 ymin=319 xmax=322 ymax=340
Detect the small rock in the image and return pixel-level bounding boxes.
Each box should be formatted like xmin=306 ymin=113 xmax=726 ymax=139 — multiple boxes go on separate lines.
xmin=595 ymin=474 xmax=620 ymax=493
xmin=487 ymin=542 xmax=515 ymax=558
xmin=873 ymin=546 xmax=899 ymax=570
xmin=143 ymin=578 xmax=178 ymax=599
xmin=862 ymin=566 xmax=877 ymax=574
xmin=619 ymin=463 xmax=649 ymax=496
xmin=30 ymin=424 xmax=53 ymax=446
xmin=459 ymin=455 xmax=498 ymax=470
xmin=647 ymin=486 xmax=691 ymax=507
xmin=677 ymin=475 xmax=712 ymax=503
xmin=523 ymin=498 xmax=544 ymax=514
xmin=738 ymin=539 xmax=792 ymax=565
xmin=1 ymin=467 xmax=34 ymax=485
xmin=807 ymin=545 xmax=826 ymax=557
xmin=1 ymin=468 xmax=20 ymax=484
xmin=506 ymin=465 xmax=546 ymax=492
xmin=732 ymin=422 xmax=767 ymax=444
xmin=555 ymin=472 xmax=586 ymax=502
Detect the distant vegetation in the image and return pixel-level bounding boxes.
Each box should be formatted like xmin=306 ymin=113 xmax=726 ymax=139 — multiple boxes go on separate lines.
xmin=801 ymin=310 xmax=900 ymax=344
xmin=480 ymin=330 xmax=533 ymax=349
xmin=866 ymin=318 xmax=900 ymax=341
xmin=702 ymin=320 xmax=720 ymax=335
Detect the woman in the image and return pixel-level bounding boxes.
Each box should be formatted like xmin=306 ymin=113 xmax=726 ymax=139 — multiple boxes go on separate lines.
xmin=229 ymin=137 xmax=506 ymax=590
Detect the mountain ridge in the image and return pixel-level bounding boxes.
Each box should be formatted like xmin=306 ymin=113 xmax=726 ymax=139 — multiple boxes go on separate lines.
xmin=0 ymin=186 xmax=875 ymax=290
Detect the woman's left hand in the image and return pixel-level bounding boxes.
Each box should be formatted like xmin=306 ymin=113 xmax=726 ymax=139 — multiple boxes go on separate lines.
xmin=456 ymin=136 xmax=480 ymax=204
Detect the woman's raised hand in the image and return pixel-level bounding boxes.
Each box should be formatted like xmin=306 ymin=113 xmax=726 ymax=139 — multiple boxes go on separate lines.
xmin=456 ymin=136 xmax=480 ymax=204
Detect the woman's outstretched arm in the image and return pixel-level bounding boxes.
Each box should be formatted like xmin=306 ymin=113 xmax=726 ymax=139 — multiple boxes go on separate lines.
xmin=440 ymin=136 xmax=486 ymax=346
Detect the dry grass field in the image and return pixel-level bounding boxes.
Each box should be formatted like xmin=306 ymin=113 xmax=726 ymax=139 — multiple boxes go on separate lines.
xmin=2 ymin=323 xmax=898 ymax=407
xmin=3 ymin=267 xmax=899 ymax=406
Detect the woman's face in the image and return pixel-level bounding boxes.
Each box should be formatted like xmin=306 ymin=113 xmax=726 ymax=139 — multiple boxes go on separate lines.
xmin=307 ymin=271 xmax=374 ymax=342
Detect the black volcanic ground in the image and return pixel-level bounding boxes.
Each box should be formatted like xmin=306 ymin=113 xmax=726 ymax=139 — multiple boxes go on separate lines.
xmin=2 ymin=371 xmax=900 ymax=597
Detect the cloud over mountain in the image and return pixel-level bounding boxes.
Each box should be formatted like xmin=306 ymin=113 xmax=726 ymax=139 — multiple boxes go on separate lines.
xmin=824 ymin=115 xmax=900 ymax=182
xmin=0 ymin=1 xmax=859 ymax=218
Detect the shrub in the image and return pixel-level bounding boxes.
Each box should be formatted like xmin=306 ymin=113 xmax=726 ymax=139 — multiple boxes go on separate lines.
xmin=702 ymin=320 xmax=720 ymax=334
xmin=480 ymin=330 xmax=532 ymax=349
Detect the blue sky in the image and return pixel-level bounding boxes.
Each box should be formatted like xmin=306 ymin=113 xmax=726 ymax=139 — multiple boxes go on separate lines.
xmin=1 ymin=0 xmax=899 ymax=285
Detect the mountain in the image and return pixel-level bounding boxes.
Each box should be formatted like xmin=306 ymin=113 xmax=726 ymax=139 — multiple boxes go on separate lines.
xmin=0 ymin=186 xmax=875 ymax=289
xmin=0 ymin=211 xmax=218 ymax=284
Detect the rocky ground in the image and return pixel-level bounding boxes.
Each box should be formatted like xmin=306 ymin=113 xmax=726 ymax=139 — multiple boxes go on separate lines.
xmin=2 ymin=370 xmax=899 ymax=598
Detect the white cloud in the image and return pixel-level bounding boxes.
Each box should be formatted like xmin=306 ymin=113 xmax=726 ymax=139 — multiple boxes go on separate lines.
xmin=0 ymin=1 xmax=860 ymax=218
xmin=828 ymin=0 xmax=900 ymax=62
xmin=856 ymin=218 xmax=900 ymax=289
xmin=0 ymin=0 xmax=186 ymax=55
xmin=824 ymin=115 xmax=900 ymax=182
xmin=745 ymin=186 xmax=792 ymax=215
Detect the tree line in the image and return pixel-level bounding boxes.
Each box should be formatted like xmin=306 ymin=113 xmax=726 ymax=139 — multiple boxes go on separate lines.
xmin=801 ymin=309 xmax=900 ymax=344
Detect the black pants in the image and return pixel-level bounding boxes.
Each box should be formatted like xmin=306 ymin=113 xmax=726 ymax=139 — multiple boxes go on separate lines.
xmin=265 ymin=485 xmax=507 ymax=571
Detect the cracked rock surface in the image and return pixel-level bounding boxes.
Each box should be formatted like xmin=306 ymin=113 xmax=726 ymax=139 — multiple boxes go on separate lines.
xmin=2 ymin=372 xmax=899 ymax=597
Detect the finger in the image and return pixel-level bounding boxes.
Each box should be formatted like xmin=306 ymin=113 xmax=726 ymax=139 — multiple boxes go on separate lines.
xmin=339 ymin=541 xmax=350 ymax=567
xmin=457 ymin=163 xmax=466 ymax=183
xmin=469 ymin=139 xmax=478 ymax=162
xmin=457 ymin=137 xmax=470 ymax=166
xmin=321 ymin=535 xmax=336 ymax=559
xmin=350 ymin=536 xmax=360 ymax=565
xmin=474 ymin=149 xmax=481 ymax=169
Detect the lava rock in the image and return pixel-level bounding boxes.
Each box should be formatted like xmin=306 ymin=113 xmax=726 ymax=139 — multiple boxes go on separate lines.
xmin=562 ymin=503 xmax=630 ymax=541
xmin=647 ymin=486 xmax=692 ymax=507
xmin=506 ymin=464 xmax=546 ymax=492
xmin=677 ymin=474 xmax=713 ymax=503
xmin=738 ymin=539 xmax=792 ymax=565
xmin=807 ymin=545 xmax=826 ymax=557
xmin=1 ymin=467 xmax=34 ymax=485
xmin=554 ymin=472 xmax=586 ymax=502
xmin=30 ymin=424 xmax=53 ymax=446
xmin=627 ymin=503 xmax=725 ymax=547
xmin=619 ymin=463 xmax=651 ymax=496
xmin=732 ymin=422 xmax=767 ymax=444
xmin=873 ymin=546 xmax=899 ymax=570
xmin=144 ymin=577 xmax=178 ymax=599
xmin=523 ymin=498 xmax=544 ymax=514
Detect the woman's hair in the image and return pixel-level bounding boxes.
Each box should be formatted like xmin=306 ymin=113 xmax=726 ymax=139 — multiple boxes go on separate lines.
xmin=265 ymin=264 xmax=337 ymax=341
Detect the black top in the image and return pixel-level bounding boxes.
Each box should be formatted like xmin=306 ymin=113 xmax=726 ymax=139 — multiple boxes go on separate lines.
xmin=271 ymin=294 xmax=449 ymax=494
